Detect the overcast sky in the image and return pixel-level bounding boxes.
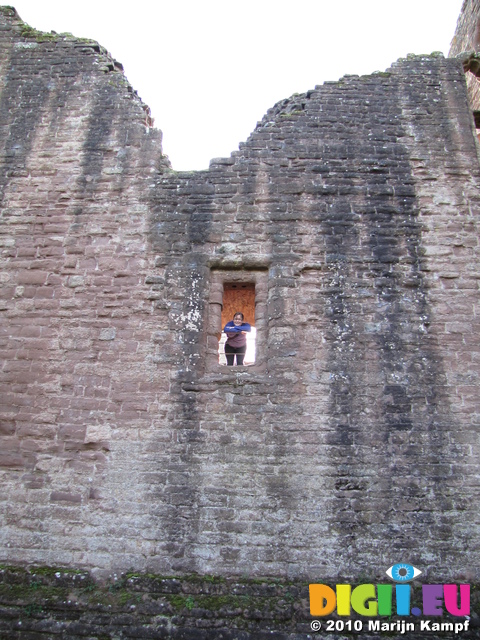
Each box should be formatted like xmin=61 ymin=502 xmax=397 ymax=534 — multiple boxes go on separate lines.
xmin=10 ymin=1 xmax=465 ymax=170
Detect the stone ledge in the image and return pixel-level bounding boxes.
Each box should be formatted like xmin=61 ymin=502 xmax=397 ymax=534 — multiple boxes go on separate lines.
xmin=0 ymin=566 xmax=478 ymax=639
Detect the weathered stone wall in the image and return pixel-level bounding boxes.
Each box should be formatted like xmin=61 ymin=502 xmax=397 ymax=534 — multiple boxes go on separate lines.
xmin=1 ymin=5 xmax=480 ymax=585
xmin=450 ymin=0 xmax=480 ymax=54
xmin=0 ymin=6 xmax=169 ymax=571
xmin=450 ymin=0 xmax=480 ymax=111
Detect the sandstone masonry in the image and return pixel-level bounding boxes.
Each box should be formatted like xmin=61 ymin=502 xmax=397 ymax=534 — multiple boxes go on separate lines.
xmin=1 ymin=4 xmax=480 ymax=589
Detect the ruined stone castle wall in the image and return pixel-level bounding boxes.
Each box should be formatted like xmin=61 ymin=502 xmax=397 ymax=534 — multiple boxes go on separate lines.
xmin=1 ymin=7 xmax=480 ymax=582
xmin=450 ymin=0 xmax=480 ymax=111
xmin=450 ymin=0 xmax=480 ymax=55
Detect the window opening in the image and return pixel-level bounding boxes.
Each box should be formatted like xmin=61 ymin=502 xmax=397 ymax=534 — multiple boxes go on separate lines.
xmin=206 ymin=267 xmax=268 ymax=371
xmin=219 ymin=283 xmax=256 ymax=365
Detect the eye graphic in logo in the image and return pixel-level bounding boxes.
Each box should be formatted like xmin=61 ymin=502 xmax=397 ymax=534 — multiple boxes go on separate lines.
xmin=386 ymin=563 xmax=422 ymax=582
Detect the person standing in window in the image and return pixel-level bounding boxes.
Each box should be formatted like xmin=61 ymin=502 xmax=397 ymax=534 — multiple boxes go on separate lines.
xmin=223 ymin=312 xmax=251 ymax=366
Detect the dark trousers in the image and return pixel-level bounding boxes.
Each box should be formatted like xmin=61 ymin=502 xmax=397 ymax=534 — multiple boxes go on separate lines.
xmin=225 ymin=343 xmax=247 ymax=366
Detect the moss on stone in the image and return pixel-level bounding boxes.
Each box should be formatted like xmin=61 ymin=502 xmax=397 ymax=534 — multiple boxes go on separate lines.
xmin=29 ymin=565 xmax=86 ymax=576
xmin=0 ymin=6 xmax=16 ymax=17
xmin=1 ymin=566 xmax=479 ymax=639
xmin=18 ymin=20 xmax=85 ymax=44
xmin=0 ymin=581 xmax=66 ymax=602
xmin=19 ymin=23 xmax=57 ymax=42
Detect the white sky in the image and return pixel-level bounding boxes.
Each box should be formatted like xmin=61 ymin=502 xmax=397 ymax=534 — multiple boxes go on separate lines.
xmin=10 ymin=1 xmax=465 ymax=170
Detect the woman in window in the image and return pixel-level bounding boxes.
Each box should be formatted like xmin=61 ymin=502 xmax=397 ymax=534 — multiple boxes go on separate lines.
xmin=223 ymin=312 xmax=251 ymax=366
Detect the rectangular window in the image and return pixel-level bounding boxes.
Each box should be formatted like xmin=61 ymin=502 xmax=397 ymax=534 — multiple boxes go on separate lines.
xmin=207 ymin=268 xmax=268 ymax=371
xmin=219 ymin=283 xmax=256 ymax=365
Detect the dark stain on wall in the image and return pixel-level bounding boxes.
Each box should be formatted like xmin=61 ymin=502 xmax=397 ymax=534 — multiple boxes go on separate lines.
xmin=0 ymin=47 xmax=50 ymax=208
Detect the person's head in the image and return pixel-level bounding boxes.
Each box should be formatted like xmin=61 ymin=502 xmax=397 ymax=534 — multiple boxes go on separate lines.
xmin=233 ymin=312 xmax=244 ymax=325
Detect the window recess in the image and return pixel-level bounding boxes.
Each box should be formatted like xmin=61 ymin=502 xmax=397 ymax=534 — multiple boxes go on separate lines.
xmin=207 ymin=268 xmax=268 ymax=371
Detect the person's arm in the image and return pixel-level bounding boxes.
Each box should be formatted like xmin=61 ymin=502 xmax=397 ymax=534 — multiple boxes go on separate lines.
xmin=240 ymin=322 xmax=251 ymax=334
xmin=223 ymin=322 xmax=238 ymax=335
